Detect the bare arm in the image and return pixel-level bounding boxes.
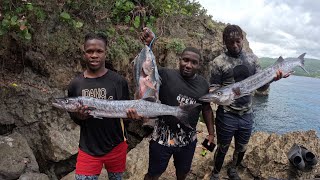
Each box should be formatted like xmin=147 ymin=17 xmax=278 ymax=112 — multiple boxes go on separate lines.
xmin=202 ymin=103 xmax=215 ymax=144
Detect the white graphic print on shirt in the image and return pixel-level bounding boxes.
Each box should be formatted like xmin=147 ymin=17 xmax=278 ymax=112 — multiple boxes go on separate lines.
xmin=152 ymin=94 xmax=197 ymax=147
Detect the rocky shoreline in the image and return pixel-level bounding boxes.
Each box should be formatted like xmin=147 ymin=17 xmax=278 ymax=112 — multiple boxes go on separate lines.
xmin=2 ymin=122 xmax=319 ymax=180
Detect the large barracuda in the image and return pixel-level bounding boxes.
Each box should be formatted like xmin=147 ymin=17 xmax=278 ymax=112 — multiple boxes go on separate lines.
xmin=133 ymin=45 xmax=161 ymax=100
xmin=52 ymin=96 xmax=199 ymax=128
xmin=199 ymin=53 xmax=308 ymax=105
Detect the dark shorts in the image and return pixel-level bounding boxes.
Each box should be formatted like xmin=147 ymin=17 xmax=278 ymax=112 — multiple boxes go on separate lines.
xmin=216 ymin=107 xmax=253 ymax=146
xmin=147 ymin=139 xmax=197 ymax=176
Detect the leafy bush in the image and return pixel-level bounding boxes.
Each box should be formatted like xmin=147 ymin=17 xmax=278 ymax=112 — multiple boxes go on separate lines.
xmin=166 ymin=38 xmax=186 ymax=54
xmin=0 ymin=1 xmax=46 ymax=40
xmin=0 ymin=0 xmax=205 ymax=40
xmin=60 ymin=11 xmax=83 ymax=29
xmin=110 ymin=0 xmax=204 ymax=30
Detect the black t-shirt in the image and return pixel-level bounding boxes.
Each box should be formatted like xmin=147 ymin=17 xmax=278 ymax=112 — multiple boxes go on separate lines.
xmin=68 ymin=70 xmax=129 ymax=156
xmin=151 ymin=68 xmax=209 ymax=147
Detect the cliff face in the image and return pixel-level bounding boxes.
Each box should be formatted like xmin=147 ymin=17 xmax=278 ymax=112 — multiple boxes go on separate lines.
xmin=1 ymin=1 xmax=254 ymax=179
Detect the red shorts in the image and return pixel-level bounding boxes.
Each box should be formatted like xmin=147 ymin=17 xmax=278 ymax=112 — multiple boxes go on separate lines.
xmin=75 ymin=141 xmax=128 ymax=175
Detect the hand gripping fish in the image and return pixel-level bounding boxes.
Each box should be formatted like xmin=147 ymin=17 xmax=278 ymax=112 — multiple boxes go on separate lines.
xmin=199 ymin=53 xmax=309 ymax=105
xmin=52 ymin=96 xmax=199 ymax=128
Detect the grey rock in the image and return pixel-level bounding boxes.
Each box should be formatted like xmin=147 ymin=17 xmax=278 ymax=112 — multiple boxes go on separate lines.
xmin=0 ymin=132 xmax=39 ymax=180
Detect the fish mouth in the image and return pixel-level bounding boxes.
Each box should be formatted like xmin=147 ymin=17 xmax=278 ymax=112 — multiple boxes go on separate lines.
xmin=199 ymin=95 xmax=214 ymax=102
xmin=52 ymin=102 xmax=63 ymax=109
xmin=52 ymin=98 xmax=67 ymax=109
xmin=199 ymin=94 xmax=223 ymax=104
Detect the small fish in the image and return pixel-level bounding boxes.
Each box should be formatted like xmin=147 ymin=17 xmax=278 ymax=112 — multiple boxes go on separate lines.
xmin=52 ymin=96 xmax=200 ymax=128
xmin=199 ymin=53 xmax=308 ymax=105
xmin=133 ymin=45 xmax=161 ymax=100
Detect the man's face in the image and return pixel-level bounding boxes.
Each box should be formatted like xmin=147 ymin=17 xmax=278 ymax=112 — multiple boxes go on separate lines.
xmin=83 ymin=39 xmax=106 ymax=72
xmin=179 ymin=51 xmax=200 ymax=78
xmin=224 ymin=32 xmax=243 ymax=56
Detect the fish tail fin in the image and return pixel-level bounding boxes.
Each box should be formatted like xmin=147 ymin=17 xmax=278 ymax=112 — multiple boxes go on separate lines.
xmin=298 ymin=53 xmax=309 ymax=74
xmin=176 ymin=103 xmax=201 ymax=129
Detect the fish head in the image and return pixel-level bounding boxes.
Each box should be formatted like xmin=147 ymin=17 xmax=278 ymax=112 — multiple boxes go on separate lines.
xmin=52 ymin=97 xmax=81 ymax=112
xmin=199 ymin=87 xmax=234 ymax=105
xmin=137 ymin=45 xmax=154 ymax=76
xmin=142 ymin=57 xmax=153 ymax=76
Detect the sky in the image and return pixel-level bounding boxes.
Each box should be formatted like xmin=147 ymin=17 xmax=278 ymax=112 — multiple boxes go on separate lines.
xmin=197 ymin=0 xmax=320 ymax=59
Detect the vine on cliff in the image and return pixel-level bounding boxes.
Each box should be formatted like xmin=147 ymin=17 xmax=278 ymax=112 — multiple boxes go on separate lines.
xmin=0 ymin=0 xmax=45 ymax=40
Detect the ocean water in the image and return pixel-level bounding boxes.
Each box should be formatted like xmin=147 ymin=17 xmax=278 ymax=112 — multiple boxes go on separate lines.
xmin=252 ymin=75 xmax=320 ymax=135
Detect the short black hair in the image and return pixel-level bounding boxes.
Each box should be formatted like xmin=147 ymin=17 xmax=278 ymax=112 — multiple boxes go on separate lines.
xmin=182 ymin=47 xmax=201 ymax=57
xmin=84 ymin=32 xmax=108 ymax=47
xmin=223 ymin=24 xmax=243 ymax=43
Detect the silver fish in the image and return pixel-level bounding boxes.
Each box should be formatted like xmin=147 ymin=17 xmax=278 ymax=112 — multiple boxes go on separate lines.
xmin=133 ymin=45 xmax=161 ymax=100
xmin=52 ymin=96 xmax=199 ymax=128
xmin=199 ymin=53 xmax=308 ymax=105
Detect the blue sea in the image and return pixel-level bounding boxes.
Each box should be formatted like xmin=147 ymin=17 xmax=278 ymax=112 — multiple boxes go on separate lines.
xmin=252 ymin=75 xmax=320 ymax=135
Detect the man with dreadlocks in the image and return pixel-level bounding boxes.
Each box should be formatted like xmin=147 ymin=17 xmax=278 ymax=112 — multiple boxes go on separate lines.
xmin=208 ymin=25 xmax=287 ymax=180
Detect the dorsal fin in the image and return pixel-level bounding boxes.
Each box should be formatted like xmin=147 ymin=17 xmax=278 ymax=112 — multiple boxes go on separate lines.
xmin=272 ymin=56 xmax=285 ymax=65
xmin=298 ymin=53 xmax=306 ymax=59
xmin=142 ymin=96 xmax=157 ymax=102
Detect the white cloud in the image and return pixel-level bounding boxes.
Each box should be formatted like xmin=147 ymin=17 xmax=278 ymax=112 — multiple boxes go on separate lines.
xmin=198 ymin=0 xmax=320 ymax=59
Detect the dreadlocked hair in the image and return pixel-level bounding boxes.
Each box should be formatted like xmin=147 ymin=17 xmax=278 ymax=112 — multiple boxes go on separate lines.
xmin=223 ymin=25 xmax=243 ymax=43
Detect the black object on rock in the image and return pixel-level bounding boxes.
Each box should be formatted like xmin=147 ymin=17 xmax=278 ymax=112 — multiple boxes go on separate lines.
xmin=287 ymin=143 xmax=318 ymax=171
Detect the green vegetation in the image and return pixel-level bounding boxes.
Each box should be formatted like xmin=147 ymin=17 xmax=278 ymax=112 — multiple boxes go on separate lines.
xmin=259 ymin=57 xmax=320 ymax=78
xmin=108 ymin=35 xmax=142 ymax=68
xmin=0 ymin=0 xmax=206 ymax=52
xmin=59 ymin=12 xmax=83 ymax=29
xmin=0 ymin=0 xmax=46 ymax=40
xmin=110 ymin=0 xmax=205 ymax=31
xmin=166 ymin=38 xmax=186 ymax=54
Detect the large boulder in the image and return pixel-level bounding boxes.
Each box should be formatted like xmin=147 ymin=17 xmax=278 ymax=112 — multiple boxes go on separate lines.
xmin=41 ymin=121 xmax=80 ymax=162
xmin=0 ymin=132 xmax=39 ymax=180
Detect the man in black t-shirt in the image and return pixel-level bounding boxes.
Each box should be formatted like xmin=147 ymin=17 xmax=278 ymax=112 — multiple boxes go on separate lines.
xmin=128 ymin=28 xmax=215 ymax=180
xmin=68 ymin=32 xmax=129 ymax=180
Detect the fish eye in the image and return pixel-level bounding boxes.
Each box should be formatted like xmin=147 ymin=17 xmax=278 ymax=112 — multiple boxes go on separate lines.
xmin=215 ymin=91 xmax=222 ymax=96
xmin=65 ymin=99 xmax=69 ymax=103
